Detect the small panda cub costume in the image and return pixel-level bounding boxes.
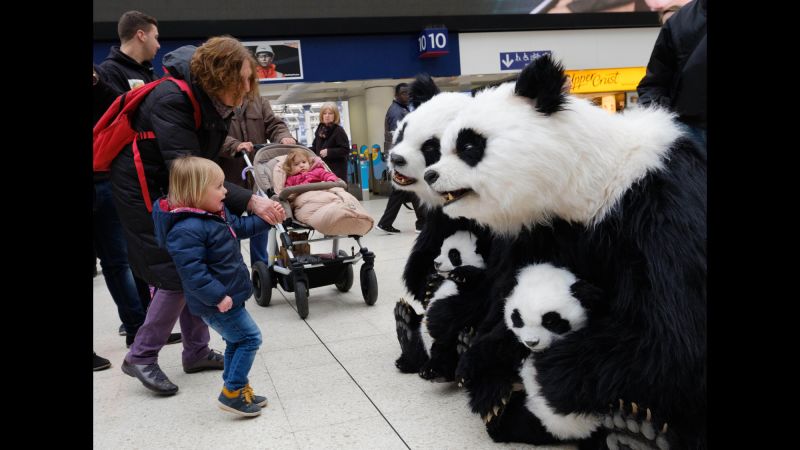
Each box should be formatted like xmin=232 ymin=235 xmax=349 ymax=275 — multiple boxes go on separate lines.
xmin=418 ymin=230 xmax=487 ymax=381
xmin=504 ymin=263 xmax=603 ymax=442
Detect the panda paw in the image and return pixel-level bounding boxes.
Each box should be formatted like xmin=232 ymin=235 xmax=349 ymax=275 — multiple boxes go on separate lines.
xmin=394 ymin=299 xmax=428 ymax=373
xmin=448 ymin=265 xmax=482 ymax=284
xmin=477 ymin=382 xmax=523 ymax=424
xmin=454 ymin=355 xmax=473 ymax=389
xmin=602 ymin=400 xmax=673 ymax=450
xmin=419 ymin=352 xmax=457 ymax=382
xmin=419 ymin=274 xmax=443 ymax=308
xmin=456 ymin=326 xmax=475 ymax=355
xmin=418 ymin=363 xmax=449 ymax=382
xmin=427 ymin=272 xmax=445 ymax=284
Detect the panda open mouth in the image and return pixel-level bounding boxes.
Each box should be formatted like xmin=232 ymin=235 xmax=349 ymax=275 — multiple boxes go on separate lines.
xmin=440 ymin=188 xmax=473 ymax=206
xmin=391 ymin=170 xmax=417 ymax=186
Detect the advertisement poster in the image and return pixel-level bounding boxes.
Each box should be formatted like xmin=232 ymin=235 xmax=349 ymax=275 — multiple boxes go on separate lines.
xmin=242 ymin=40 xmax=303 ymax=82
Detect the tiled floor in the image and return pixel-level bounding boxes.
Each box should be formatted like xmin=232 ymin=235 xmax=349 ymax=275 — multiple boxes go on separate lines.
xmin=93 ymin=196 xmax=575 ymax=449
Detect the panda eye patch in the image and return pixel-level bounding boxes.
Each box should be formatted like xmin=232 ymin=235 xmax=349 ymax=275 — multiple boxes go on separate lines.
xmin=510 ymin=309 xmax=524 ymax=328
xmin=448 ymin=249 xmax=462 ymax=267
xmin=421 ymin=138 xmax=441 ymax=167
xmin=541 ymin=312 xmax=571 ymax=335
xmin=395 ymin=123 xmax=407 ymax=145
xmin=455 ymin=128 xmax=486 ymax=167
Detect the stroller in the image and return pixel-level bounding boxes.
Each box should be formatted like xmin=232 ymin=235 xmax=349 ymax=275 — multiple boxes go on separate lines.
xmin=242 ymin=144 xmax=378 ymax=319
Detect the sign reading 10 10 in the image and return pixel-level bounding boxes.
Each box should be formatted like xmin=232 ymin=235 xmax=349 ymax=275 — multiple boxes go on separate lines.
xmin=418 ymin=27 xmax=449 ymax=59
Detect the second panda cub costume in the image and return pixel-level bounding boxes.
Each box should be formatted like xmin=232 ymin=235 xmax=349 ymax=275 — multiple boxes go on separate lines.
xmin=419 ymin=230 xmax=490 ymax=381
xmin=488 ymin=263 xmax=606 ymax=447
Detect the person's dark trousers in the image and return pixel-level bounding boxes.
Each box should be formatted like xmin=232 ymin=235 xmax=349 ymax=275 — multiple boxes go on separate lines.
xmin=133 ymin=275 xmax=152 ymax=311
xmin=93 ymin=179 xmax=147 ymax=336
xmin=249 ymin=228 xmax=269 ymax=266
xmin=378 ymin=188 xmax=425 ymax=230
xmin=126 ymin=288 xmax=211 ymax=366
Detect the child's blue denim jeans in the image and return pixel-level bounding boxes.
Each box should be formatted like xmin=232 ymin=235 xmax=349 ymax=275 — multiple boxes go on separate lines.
xmin=202 ymin=305 xmax=262 ymax=391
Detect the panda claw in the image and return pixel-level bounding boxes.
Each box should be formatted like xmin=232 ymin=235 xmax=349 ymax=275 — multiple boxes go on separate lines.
xmin=641 ymin=418 xmax=656 ymax=440
xmin=631 ymin=402 xmax=638 ymax=416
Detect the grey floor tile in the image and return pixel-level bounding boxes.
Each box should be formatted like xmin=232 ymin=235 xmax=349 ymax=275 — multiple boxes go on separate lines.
xmin=293 ymin=416 xmax=407 ymax=450
xmin=280 ymin=382 xmax=380 ymax=432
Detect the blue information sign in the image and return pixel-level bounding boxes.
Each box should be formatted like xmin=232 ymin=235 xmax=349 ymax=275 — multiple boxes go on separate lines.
xmin=499 ymin=50 xmax=551 ymax=70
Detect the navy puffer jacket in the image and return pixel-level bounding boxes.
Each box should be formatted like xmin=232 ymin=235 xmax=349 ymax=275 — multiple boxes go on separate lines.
xmin=152 ymin=198 xmax=268 ymax=317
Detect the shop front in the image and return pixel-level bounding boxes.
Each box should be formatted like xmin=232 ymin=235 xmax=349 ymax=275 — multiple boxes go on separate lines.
xmin=565 ymin=66 xmax=646 ymax=113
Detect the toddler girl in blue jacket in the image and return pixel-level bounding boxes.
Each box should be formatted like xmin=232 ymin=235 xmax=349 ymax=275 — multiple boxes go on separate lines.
xmin=153 ymin=156 xmax=269 ymax=417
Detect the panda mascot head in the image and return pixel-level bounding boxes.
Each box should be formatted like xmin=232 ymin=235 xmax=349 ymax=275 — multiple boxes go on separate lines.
xmin=504 ymin=263 xmax=602 ymax=351
xmin=423 ymin=54 xmax=684 ymax=235
xmin=389 ymin=74 xmax=474 ymax=209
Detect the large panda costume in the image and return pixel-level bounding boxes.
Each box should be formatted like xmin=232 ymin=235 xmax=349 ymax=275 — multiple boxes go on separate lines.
xmin=424 ymin=55 xmax=706 ymax=450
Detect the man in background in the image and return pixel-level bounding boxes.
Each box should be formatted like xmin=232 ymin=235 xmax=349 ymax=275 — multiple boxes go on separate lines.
xmin=376 ymin=83 xmax=426 ymax=234
xmin=93 ymin=11 xmax=180 ymax=367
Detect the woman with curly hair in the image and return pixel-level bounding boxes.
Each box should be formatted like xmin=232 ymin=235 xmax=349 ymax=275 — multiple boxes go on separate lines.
xmin=110 ymin=36 xmax=286 ymax=396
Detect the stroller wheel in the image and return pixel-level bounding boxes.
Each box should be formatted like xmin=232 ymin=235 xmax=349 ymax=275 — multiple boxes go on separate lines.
xmin=252 ymin=261 xmax=273 ymax=307
xmin=295 ymin=280 xmax=309 ymax=319
xmin=335 ymin=250 xmax=354 ymax=292
xmin=360 ymin=266 xmax=378 ymax=306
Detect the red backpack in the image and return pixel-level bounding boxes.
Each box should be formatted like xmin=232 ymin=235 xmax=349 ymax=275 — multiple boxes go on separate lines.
xmin=93 ymin=76 xmax=201 ymax=211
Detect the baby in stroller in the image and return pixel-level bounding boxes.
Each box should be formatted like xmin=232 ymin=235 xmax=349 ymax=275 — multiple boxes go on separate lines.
xmin=283 ymin=149 xmax=340 ymax=187
xmin=263 ymin=147 xmax=373 ymax=236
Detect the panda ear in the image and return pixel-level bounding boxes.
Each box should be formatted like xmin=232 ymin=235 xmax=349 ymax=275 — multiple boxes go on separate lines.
xmin=569 ymin=279 xmax=605 ymax=313
xmin=514 ymin=54 xmax=567 ymax=116
xmin=410 ymin=73 xmax=440 ymax=109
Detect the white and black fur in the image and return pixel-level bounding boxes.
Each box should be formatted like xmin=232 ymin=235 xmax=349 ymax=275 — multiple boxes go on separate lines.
xmin=393 ymin=74 xmax=487 ymax=375
xmin=418 ymin=230 xmax=490 ymax=381
xmin=424 ymin=58 xmax=683 ymax=236
xmin=389 ymin=74 xmax=474 ymax=209
xmin=488 ymin=263 xmax=604 ymax=446
xmin=427 ymin=55 xmax=706 ymax=449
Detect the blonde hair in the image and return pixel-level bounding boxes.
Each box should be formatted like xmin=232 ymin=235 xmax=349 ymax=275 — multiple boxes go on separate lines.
xmin=282 ymin=149 xmax=313 ymax=174
xmin=168 ymin=156 xmax=224 ymax=208
xmin=191 ymin=36 xmax=259 ymax=105
xmin=318 ymin=102 xmax=340 ymax=124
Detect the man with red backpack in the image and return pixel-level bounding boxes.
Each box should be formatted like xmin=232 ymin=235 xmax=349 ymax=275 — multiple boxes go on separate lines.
xmin=107 ymin=36 xmax=285 ymax=396
xmin=92 ymin=10 xmax=180 ymax=372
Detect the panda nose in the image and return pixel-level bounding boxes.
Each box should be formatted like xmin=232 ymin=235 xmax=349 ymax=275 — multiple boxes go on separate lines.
xmin=524 ymin=339 xmax=540 ymax=348
xmin=390 ymin=153 xmax=406 ymax=167
xmin=424 ymin=169 xmax=439 ymax=185
xmin=434 ymin=261 xmax=441 ymax=270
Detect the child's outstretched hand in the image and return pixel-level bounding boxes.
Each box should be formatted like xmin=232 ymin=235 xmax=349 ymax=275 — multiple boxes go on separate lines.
xmin=217 ymin=295 xmax=233 ymax=313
